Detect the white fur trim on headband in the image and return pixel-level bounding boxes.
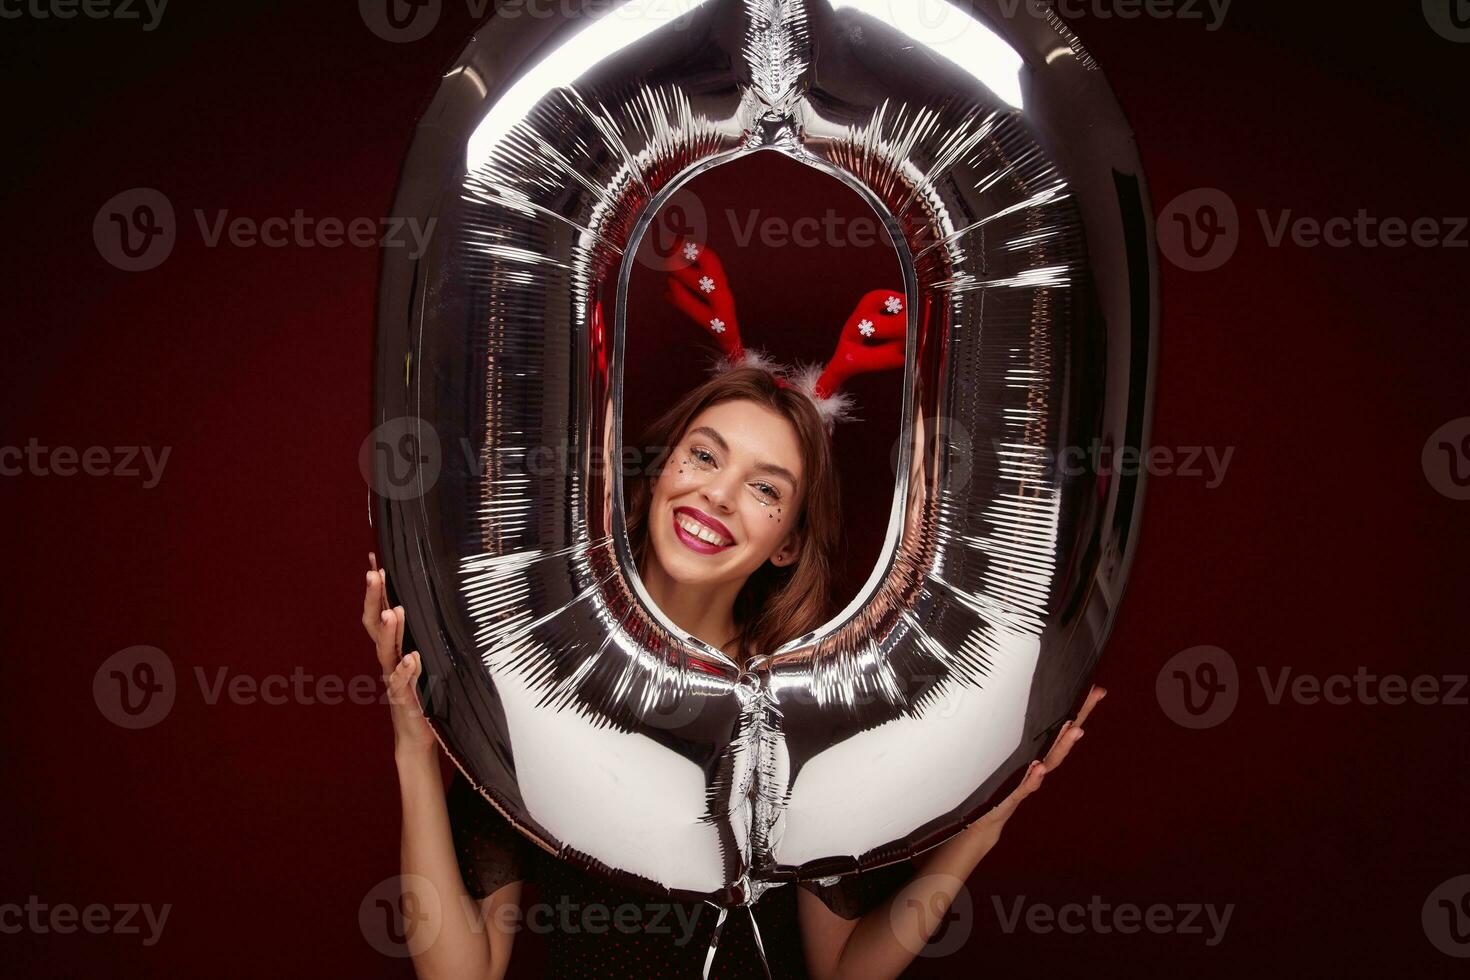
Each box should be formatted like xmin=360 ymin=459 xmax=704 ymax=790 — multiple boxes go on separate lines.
xmin=784 ymin=362 xmax=859 ymax=429
xmin=707 ymin=347 xmax=784 ymax=377
xmin=705 ymin=350 xmax=858 ymax=429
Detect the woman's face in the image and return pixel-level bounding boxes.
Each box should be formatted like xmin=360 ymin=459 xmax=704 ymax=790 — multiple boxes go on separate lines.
xmin=646 ymin=398 xmax=805 ymax=590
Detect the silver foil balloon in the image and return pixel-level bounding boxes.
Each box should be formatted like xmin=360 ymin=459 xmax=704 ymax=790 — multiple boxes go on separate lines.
xmin=371 ymin=0 xmax=1155 ymax=914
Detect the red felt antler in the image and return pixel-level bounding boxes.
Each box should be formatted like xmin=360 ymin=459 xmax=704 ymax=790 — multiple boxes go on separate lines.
xmin=662 ymin=238 xmax=905 ymax=428
xmin=813 ymin=288 xmax=907 ymax=398
xmin=662 ymin=237 xmax=746 ymax=366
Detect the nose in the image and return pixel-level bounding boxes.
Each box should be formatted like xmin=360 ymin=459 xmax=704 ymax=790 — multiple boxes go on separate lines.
xmin=700 ymin=469 xmax=739 ymax=514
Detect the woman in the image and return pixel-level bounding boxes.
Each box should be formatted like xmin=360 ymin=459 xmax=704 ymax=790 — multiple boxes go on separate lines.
xmin=362 ymin=363 xmax=1104 ymax=977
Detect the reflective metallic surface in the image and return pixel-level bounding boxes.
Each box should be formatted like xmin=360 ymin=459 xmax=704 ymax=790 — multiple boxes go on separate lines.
xmin=373 ymin=0 xmax=1155 ymax=911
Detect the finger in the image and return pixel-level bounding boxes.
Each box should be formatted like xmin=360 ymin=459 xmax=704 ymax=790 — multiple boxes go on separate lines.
xmin=1074 ymin=684 xmax=1107 ymax=728
xmin=362 ymin=569 xmax=381 ymax=638
xmin=987 ymin=759 xmax=1048 ymax=825
xmin=1043 ymin=719 xmax=1073 ymax=758
xmin=374 ymin=608 xmax=401 ymax=678
xmin=393 ymin=605 xmax=406 ymax=660
xmin=388 ymin=651 xmax=424 ymax=715
xmin=1042 ymin=723 xmax=1084 ymax=772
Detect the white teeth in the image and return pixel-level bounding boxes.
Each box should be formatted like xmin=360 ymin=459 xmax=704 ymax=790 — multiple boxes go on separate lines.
xmin=676 ymin=513 xmax=731 ymax=547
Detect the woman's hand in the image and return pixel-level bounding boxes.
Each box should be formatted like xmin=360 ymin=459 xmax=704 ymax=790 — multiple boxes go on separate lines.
xmin=798 ymin=684 xmax=1109 ymax=979
xmin=959 ymin=683 xmax=1107 ymax=855
xmin=361 ymin=556 xmax=437 ymax=758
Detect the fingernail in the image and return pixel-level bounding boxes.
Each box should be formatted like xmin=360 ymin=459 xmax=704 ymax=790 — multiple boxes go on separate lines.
xmin=381 ymin=610 xmax=391 ymax=623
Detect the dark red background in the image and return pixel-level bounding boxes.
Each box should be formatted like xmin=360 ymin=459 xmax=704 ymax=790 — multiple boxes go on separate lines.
xmin=3 ymin=2 xmax=1468 ymax=976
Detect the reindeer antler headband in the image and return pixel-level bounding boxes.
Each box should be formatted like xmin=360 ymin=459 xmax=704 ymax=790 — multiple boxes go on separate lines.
xmin=662 ymin=238 xmax=905 ymax=429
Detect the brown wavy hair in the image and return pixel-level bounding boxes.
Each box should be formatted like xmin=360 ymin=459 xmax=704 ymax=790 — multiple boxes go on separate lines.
xmin=626 ymin=366 xmax=844 ymax=665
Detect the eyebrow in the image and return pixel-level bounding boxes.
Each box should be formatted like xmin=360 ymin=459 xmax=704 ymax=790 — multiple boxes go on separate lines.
xmin=687 ymin=426 xmax=799 ymax=488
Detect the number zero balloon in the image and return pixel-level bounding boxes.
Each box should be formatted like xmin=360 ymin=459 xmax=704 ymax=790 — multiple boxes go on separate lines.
xmin=370 ymin=0 xmax=1155 ymax=916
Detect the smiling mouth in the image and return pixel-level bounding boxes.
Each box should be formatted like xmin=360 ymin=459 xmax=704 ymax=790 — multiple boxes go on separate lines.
xmin=672 ymin=508 xmax=734 ymax=553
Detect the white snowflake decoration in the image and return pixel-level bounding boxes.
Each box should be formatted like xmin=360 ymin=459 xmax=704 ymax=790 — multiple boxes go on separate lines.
xmin=884 ymin=295 xmax=903 ymax=314
xmin=682 ymin=242 xmax=700 ymax=260
xmin=709 ymin=318 xmax=726 ymax=334
xmin=857 ymin=318 xmax=874 ymax=337
xmin=699 ymin=275 xmax=716 ymax=294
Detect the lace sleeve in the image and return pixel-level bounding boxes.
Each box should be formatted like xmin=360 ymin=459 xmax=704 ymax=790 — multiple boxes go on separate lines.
xmin=796 ymin=859 xmax=917 ymax=920
xmin=444 ymin=772 xmax=534 ymax=901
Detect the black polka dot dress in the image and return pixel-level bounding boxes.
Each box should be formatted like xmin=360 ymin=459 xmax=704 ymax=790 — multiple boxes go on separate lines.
xmin=447 ymin=773 xmax=916 ymax=978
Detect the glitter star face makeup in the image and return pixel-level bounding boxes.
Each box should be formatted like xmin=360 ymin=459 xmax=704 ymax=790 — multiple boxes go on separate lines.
xmin=645 ymin=399 xmax=803 ymax=589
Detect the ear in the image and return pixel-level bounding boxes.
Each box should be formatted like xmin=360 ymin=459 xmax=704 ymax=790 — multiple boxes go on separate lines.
xmin=771 ymin=530 xmax=801 ymax=567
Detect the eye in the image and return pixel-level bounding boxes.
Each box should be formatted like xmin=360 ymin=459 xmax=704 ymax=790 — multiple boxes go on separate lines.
xmin=689 ymin=447 xmax=715 ymax=467
xmin=751 ymin=482 xmax=781 ymax=503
